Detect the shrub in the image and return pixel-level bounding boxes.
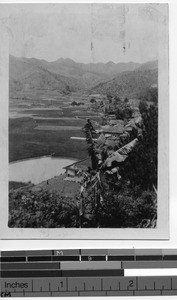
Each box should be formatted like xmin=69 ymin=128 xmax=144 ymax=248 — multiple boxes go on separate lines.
xmin=96 ymin=189 xmax=157 ymax=228
xmin=121 ymin=104 xmax=158 ymax=190
xmin=8 ymin=190 xmax=80 ymax=228
xmin=115 ymin=104 xmax=133 ymax=120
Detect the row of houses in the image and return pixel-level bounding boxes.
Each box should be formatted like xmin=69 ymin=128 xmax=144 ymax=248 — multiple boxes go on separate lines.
xmin=63 ymin=113 xmax=142 ymax=182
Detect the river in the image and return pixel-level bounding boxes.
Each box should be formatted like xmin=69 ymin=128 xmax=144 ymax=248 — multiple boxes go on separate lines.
xmin=9 ymin=156 xmax=77 ymax=185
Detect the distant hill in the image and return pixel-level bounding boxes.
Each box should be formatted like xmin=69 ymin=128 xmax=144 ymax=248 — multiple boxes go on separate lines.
xmin=9 ymin=55 xmax=158 ymax=96
xmin=9 ymin=56 xmax=84 ymax=94
xmin=137 ymin=60 xmax=158 ymax=72
xmin=90 ymin=62 xmax=158 ymax=99
xmin=41 ymin=58 xmax=141 ymax=77
xmin=31 ymin=58 xmax=141 ymax=88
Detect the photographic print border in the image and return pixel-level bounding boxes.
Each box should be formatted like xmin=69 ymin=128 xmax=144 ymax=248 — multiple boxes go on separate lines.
xmin=0 ymin=2 xmax=169 ymax=239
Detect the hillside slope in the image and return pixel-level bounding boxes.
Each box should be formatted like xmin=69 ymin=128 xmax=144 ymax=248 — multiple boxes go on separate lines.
xmin=9 ymin=56 xmax=85 ymax=94
xmin=90 ymin=67 xmax=158 ymax=98
xmin=9 ymin=56 xmax=143 ymax=91
xmin=9 ymin=56 xmax=158 ymax=95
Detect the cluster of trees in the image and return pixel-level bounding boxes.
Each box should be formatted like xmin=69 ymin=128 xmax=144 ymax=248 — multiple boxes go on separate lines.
xmin=105 ymin=94 xmax=133 ymax=120
xmin=71 ymin=101 xmax=84 ymax=106
xmin=121 ymin=101 xmax=158 ymax=190
xmin=90 ymin=97 xmax=96 ymax=103
xmin=9 ymin=189 xmax=80 ymax=228
xmin=115 ymin=103 xmax=133 ymax=120
xmin=82 ymin=101 xmax=158 ymax=228
xmin=139 ymin=86 xmax=158 ymax=103
xmin=83 ymin=119 xmax=98 ymax=170
xmin=94 ymin=189 xmax=156 ymax=228
xmin=106 ymin=93 xmax=122 ymax=104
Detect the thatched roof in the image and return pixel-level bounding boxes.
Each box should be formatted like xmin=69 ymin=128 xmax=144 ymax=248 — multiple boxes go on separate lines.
xmin=103 ymin=138 xmax=138 ymax=168
xmin=117 ymin=138 xmax=138 ymax=155
xmin=109 ymin=119 xmax=124 ymax=126
xmin=103 ymin=152 xmax=127 ymax=168
xmin=101 ymin=125 xmax=124 ymax=134
xmin=63 ymin=158 xmax=91 ymax=172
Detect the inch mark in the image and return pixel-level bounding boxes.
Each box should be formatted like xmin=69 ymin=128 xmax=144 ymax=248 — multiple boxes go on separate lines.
xmin=66 ymin=277 xmax=68 ymax=292
xmin=136 ymin=277 xmax=138 ymax=290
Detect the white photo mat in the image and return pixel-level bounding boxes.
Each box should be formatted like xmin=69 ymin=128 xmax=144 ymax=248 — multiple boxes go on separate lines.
xmin=0 ymin=3 xmax=169 ymax=239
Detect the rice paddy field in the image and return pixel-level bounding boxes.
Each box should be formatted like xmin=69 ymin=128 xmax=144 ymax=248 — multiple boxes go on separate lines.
xmin=9 ymin=90 xmax=101 ymax=162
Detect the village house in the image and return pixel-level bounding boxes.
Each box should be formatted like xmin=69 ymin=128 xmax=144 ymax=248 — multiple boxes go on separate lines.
xmin=109 ymin=119 xmax=124 ymax=126
xmin=107 ymin=114 xmax=116 ymax=120
xmin=63 ymin=163 xmax=79 ymax=177
xmin=124 ymin=116 xmax=142 ymax=134
xmin=103 ymin=138 xmax=138 ymax=169
xmin=63 ymin=158 xmax=91 ymax=182
xmin=100 ymin=124 xmax=124 ymax=135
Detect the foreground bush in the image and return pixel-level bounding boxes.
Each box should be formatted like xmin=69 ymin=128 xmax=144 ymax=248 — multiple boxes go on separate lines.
xmin=8 ymin=186 xmax=156 ymax=228
xmin=96 ymin=189 xmax=157 ymax=228
xmin=121 ymin=104 xmax=158 ymax=190
xmin=79 ymin=182 xmax=157 ymax=228
xmin=9 ymin=190 xmax=80 ymax=228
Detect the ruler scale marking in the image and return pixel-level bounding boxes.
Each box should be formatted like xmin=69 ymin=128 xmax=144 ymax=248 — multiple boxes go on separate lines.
xmin=1 ymin=249 xmax=177 ymax=297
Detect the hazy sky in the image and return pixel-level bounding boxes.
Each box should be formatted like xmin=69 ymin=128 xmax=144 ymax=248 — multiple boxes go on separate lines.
xmin=8 ymin=3 xmax=167 ymax=64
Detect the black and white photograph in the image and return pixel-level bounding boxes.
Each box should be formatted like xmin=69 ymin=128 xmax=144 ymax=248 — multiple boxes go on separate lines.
xmin=0 ymin=3 xmax=169 ymax=238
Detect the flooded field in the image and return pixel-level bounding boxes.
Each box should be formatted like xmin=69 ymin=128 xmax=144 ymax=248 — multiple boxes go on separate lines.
xmin=9 ymin=156 xmax=76 ymax=184
xmin=9 ymin=91 xmax=91 ymax=163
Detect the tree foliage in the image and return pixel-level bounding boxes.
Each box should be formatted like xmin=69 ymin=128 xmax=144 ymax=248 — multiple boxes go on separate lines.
xmin=96 ymin=189 xmax=157 ymax=228
xmin=120 ymin=103 xmax=158 ymax=190
xmin=81 ymin=101 xmax=158 ymax=228
xmin=90 ymin=97 xmax=96 ymax=103
xmin=139 ymin=86 xmax=158 ymax=103
xmin=9 ymin=190 xmax=80 ymax=228
xmin=115 ymin=103 xmax=133 ymax=120
xmin=107 ymin=93 xmax=113 ymax=103
xmin=82 ymin=119 xmax=98 ymax=170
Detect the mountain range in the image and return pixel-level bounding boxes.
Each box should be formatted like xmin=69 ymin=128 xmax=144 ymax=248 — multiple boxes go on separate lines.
xmin=9 ymin=55 xmax=158 ymax=98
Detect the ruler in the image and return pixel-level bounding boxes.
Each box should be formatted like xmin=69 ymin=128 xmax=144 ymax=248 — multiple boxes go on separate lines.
xmin=1 ymin=249 xmax=177 ymax=297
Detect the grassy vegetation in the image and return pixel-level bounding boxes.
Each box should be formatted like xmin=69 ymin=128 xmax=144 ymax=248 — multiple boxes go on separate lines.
xmin=9 ymin=181 xmax=31 ymax=190
xmin=9 ymin=189 xmax=80 ymax=228
xmin=21 ymin=107 xmax=99 ymax=118
xmin=9 ymin=117 xmax=87 ymax=162
xmin=36 ymin=118 xmax=86 ymax=127
xmin=8 ymin=178 xmax=156 ymax=228
xmin=22 ymin=110 xmax=64 ymax=117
